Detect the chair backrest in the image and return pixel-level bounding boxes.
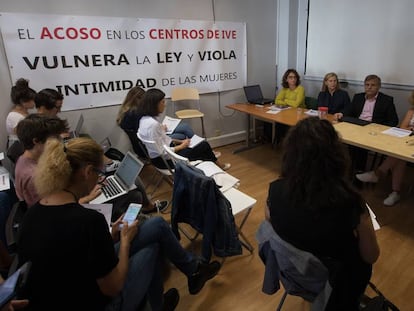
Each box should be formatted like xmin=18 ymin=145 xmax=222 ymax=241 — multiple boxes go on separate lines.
xmin=137 ymin=132 xmax=174 ymax=174
xmin=305 ymin=96 xmax=318 ymax=110
xmin=171 ymin=87 xmax=201 ymax=111
xmin=256 ymin=220 xmax=332 ymax=311
xmin=123 ymin=129 xmax=150 ymax=160
xmin=162 ymin=144 xmax=190 ymax=165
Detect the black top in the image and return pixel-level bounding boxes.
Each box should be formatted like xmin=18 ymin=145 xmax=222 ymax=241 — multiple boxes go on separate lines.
xmin=344 ymin=92 xmax=398 ymax=126
xmin=317 ymin=89 xmax=351 ymax=114
xmin=267 ymin=179 xmax=362 ymax=261
xmin=120 ymin=110 xmax=143 ymax=132
xmin=18 ymin=202 xmax=118 ymax=311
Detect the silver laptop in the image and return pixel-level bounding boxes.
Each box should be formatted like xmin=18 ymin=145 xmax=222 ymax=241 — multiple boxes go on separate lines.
xmin=69 ymin=114 xmax=84 ymax=138
xmin=90 ymin=151 xmax=144 ymax=204
xmin=243 ymin=85 xmax=274 ymax=105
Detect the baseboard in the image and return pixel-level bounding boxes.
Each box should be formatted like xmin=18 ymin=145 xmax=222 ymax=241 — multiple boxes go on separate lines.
xmin=206 ymin=131 xmax=246 ymax=148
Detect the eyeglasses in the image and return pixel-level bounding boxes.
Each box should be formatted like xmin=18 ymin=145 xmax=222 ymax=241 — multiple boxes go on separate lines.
xmin=93 ymin=168 xmax=107 ymax=184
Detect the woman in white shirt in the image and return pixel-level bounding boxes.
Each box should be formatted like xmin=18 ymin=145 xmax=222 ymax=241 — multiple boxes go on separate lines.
xmin=6 ymin=78 xmax=36 ymax=147
xmin=138 ymin=88 xmax=230 ymax=170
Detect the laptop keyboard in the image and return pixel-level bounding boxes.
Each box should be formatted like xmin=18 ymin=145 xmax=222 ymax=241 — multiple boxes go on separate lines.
xmin=102 ymin=178 xmax=123 ymax=198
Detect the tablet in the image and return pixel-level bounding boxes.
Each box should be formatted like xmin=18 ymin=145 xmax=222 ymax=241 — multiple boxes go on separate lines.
xmin=0 ymin=262 xmax=31 ymax=309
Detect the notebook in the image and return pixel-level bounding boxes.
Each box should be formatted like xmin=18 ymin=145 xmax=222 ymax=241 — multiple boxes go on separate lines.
xmin=90 ymin=151 xmax=144 ymax=204
xmin=243 ymin=85 xmax=274 ymax=105
xmin=69 ymin=114 xmax=84 ymax=138
xmin=341 ymin=116 xmax=370 ymax=126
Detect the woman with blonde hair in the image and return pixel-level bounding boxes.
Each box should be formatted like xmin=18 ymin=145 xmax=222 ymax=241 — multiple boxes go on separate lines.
xmin=317 ymin=72 xmax=351 ymax=114
xmin=17 ymin=137 xmax=220 ymax=311
xmin=356 ymin=91 xmax=414 ymax=205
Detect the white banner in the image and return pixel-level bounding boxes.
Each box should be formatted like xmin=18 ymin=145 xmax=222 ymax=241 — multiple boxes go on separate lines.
xmin=0 ymin=13 xmax=247 ymax=111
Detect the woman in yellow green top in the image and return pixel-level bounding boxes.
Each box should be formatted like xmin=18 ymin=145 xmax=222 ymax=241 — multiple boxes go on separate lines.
xmin=275 ymin=69 xmax=306 ymax=108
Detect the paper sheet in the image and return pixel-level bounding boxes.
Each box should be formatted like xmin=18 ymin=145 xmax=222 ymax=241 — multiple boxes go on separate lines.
xmin=366 ymin=203 xmax=380 ymax=231
xmin=83 ymin=203 xmax=113 ymax=229
xmin=0 ymin=173 xmax=10 ymax=191
xmin=381 ymin=127 xmax=412 ymax=138
xmin=162 ymin=116 xmax=182 ymax=134
xmin=305 ymin=109 xmax=319 ymax=116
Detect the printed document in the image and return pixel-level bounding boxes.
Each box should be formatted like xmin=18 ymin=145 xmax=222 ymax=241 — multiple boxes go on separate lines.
xmin=162 ymin=116 xmax=181 ymax=134
xmin=381 ymin=127 xmax=412 ymax=138
xmin=189 ymin=134 xmax=205 ymax=148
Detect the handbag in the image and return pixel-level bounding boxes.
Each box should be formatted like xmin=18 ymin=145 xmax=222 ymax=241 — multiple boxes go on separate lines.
xmin=360 ymin=282 xmax=399 ymax=311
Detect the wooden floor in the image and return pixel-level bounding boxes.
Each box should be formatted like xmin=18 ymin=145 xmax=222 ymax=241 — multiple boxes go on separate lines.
xmin=140 ymin=142 xmax=414 ymax=311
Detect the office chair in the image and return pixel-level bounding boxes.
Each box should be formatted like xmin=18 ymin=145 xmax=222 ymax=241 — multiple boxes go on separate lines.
xmin=171 ymin=87 xmax=206 ymax=137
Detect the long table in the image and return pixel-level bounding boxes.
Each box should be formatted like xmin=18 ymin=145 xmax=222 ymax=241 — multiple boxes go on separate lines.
xmin=226 ymin=103 xmax=414 ymax=163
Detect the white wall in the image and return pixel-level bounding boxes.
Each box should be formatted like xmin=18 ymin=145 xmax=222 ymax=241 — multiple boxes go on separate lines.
xmin=0 ymin=0 xmax=277 ymax=153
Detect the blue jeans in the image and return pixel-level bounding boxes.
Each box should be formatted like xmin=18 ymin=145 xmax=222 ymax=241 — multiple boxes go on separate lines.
xmin=109 ymin=217 xmax=197 ymax=311
xmin=169 ymin=122 xmax=194 ymax=140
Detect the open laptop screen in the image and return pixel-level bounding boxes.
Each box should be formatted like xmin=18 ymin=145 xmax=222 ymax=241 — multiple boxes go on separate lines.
xmin=115 ymin=153 xmax=144 ymax=188
xmin=244 ymin=85 xmax=263 ymax=102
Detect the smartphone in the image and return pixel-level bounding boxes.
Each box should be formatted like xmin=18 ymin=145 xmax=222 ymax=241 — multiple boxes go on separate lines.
xmin=120 ymin=203 xmax=142 ymax=229
xmin=0 ymin=261 xmax=31 ymax=309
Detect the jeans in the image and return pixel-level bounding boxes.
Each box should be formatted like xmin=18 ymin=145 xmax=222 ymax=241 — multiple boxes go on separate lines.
xmin=109 ymin=217 xmax=197 ymax=311
xmin=169 ymin=122 xmax=194 ymax=140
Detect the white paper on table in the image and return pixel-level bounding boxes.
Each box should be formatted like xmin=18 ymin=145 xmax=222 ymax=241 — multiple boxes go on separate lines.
xmin=366 ymin=203 xmax=380 ymax=231
xmin=195 ymin=161 xmax=223 ymax=177
xmin=266 ymin=110 xmax=281 ymax=115
xmin=381 ymin=127 xmax=412 ymax=138
xmin=162 ymin=116 xmax=181 ymax=134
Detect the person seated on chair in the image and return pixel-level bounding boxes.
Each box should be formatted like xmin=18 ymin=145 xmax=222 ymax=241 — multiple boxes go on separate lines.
xmin=34 ymin=88 xmax=121 ymax=173
xmin=5 ymin=78 xmax=36 ymax=148
xmin=265 ymin=117 xmax=379 ymax=311
xmin=356 ymin=91 xmax=414 ymax=206
xmin=335 ymin=74 xmax=399 ymax=173
xmin=317 ymin=72 xmax=351 ymax=114
xmin=117 ymin=86 xmax=195 ymax=140
xmin=271 ymin=69 xmax=306 ymax=144
xmin=15 ymin=114 xmax=167 ymax=215
xmin=17 ymin=137 xmax=221 ymax=311
xmin=137 ymin=88 xmax=230 ymax=170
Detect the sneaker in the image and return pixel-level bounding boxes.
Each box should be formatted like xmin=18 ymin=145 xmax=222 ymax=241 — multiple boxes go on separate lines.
xmin=383 ymin=191 xmax=400 ymax=206
xmin=105 ymin=160 xmax=120 ymax=173
xmin=222 ymin=163 xmax=231 ymax=171
xmin=162 ymin=288 xmax=179 ymax=311
xmin=155 ymin=200 xmax=169 ymax=213
xmin=356 ymin=171 xmax=379 ymax=183
xmin=141 ymin=200 xmax=169 ymax=214
xmin=188 ymin=261 xmax=221 ymax=295
xmin=213 ymin=151 xmax=221 ymax=158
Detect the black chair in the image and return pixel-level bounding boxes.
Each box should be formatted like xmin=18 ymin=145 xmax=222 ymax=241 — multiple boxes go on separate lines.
xmin=6 ymin=141 xmax=24 ymax=164
xmin=123 ymin=129 xmax=151 ymax=161
xmin=305 ymin=96 xmax=318 ymax=110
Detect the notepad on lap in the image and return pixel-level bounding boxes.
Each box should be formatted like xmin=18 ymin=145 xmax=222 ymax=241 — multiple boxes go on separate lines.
xmin=162 ymin=116 xmax=181 ymax=134
xmin=189 ymin=134 xmax=205 ymax=148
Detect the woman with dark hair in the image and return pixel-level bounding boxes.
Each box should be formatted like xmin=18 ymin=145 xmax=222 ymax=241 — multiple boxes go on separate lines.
xmin=35 ymin=88 xmax=64 ymax=116
xmin=265 ymin=117 xmax=379 ymax=310
xmin=6 ymin=78 xmax=36 ymax=147
xmin=117 ymin=86 xmax=194 ymax=140
xmin=137 ymin=88 xmax=230 ymax=170
xmin=275 ymin=69 xmax=305 ymax=108
xmin=317 ymin=72 xmax=351 ymax=114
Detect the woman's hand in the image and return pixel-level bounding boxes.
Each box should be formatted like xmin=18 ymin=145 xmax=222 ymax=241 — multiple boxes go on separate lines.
xmin=119 ymin=219 xmax=139 ymax=245
xmin=78 ymin=184 xmax=102 ymax=204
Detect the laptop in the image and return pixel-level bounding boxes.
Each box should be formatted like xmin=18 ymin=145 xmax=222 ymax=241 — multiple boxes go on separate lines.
xmin=90 ymin=151 xmax=144 ymax=204
xmin=243 ymin=85 xmax=274 ymax=105
xmin=68 ymin=114 xmax=84 ymax=138
xmin=341 ymin=116 xmax=370 ymax=126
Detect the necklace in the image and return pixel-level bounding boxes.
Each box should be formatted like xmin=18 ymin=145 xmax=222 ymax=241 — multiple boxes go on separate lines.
xmin=63 ymin=189 xmax=79 ymax=202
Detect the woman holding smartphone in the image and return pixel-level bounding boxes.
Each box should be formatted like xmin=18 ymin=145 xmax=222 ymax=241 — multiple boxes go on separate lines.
xmin=17 ymin=137 xmax=220 ymax=311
